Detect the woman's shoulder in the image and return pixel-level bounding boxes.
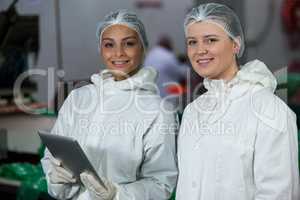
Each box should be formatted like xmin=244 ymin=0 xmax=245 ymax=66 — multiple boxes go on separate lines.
xmin=135 ymin=94 xmax=176 ymax=115
xmin=187 ymin=91 xmax=210 ymax=109
xmin=181 ymin=97 xmax=203 ymax=117
xmin=250 ymin=87 xmax=296 ymax=132
xmin=69 ymin=84 xmax=96 ymax=97
xmin=250 ymin=86 xmax=291 ymax=113
xmin=63 ymin=84 xmax=97 ymax=106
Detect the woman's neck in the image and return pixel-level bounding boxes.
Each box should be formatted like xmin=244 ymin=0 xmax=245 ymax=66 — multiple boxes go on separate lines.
xmin=113 ymin=67 xmax=140 ymax=81
xmin=222 ymin=61 xmax=239 ymax=82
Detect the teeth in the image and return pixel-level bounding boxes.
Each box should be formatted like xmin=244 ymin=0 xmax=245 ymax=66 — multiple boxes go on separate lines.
xmin=197 ymin=59 xmax=211 ymax=64
xmin=113 ymin=61 xmax=128 ymax=65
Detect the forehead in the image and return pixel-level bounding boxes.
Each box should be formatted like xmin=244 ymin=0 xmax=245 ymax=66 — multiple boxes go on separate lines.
xmin=186 ymin=21 xmax=228 ymax=38
xmin=102 ymin=24 xmax=138 ymax=39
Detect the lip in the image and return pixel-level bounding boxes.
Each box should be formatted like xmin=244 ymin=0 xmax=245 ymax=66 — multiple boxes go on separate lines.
xmin=111 ymin=60 xmax=130 ymax=68
xmin=195 ymin=58 xmax=214 ymax=67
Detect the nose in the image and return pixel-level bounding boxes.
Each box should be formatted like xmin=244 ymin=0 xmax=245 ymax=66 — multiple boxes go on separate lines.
xmin=196 ymin=44 xmax=208 ymax=55
xmin=115 ymin=45 xmax=125 ymax=57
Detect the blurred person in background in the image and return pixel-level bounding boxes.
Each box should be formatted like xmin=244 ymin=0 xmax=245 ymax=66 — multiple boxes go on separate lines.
xmin=144 ymin=35 xmax=187 ymax=108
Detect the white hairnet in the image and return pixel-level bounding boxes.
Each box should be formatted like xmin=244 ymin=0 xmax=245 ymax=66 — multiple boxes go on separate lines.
xmin=96 ymin=9 xmax=148 ymax=53
xmin=184 ymin=3 xmax=245 ymax=58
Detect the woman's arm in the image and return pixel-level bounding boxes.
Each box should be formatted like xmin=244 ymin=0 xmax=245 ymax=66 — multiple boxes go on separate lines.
xmin=254 ymin=106 xmax=299 ymax=200
xmin=41 ymin=91 xmax=81 ymax=199
xmin=116 ymin=110 xmax=179 ymax=200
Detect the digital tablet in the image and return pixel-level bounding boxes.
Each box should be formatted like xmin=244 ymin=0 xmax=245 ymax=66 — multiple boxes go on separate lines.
xmin=38 ymin=130 xmax=105 ymax=187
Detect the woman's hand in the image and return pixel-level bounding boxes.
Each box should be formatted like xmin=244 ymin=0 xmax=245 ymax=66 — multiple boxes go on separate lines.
xmin=80 ymin=172 xmax=117 ymax=200
xmin=48 ymin=156 xmax=77 ymax=184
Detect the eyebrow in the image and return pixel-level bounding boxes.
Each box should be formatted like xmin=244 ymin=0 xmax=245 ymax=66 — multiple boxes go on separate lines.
xmin=203 ymin=34 xmax=219 ymax=38
xmin=186 ymin=34 xmax=220 ymax=40
xmin=102 ymin=36 xmax=138 ymax=41
xmin=123 ymin=36 xmax=138 ymax=40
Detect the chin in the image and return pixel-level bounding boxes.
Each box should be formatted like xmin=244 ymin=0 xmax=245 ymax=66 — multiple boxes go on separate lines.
xmin=194 ymin=69 xmax=209 ymax=78
xmin=108 ymin=67 xmax=127 ymax=74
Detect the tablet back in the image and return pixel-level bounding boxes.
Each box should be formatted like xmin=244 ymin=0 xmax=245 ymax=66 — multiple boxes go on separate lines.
xmin=38 ymin=130 xmax=105 ymax=186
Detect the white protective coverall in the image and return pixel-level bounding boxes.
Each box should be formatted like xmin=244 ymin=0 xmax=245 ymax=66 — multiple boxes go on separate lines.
xmin=41 ymin=67 xmax=178 ymax=200
xmin=176 ymin=60 xmax=299 ymax=200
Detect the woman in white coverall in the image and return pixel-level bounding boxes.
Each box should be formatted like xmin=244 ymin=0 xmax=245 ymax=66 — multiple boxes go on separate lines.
xmin=41 ymin=9 xmax=178 ymax=200
xmin=176 ymin=3 xmax=299 ymax=200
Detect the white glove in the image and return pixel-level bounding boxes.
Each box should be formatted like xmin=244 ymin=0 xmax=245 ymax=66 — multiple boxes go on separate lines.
xmin=48 ymin=156 xmax=77 ymax=184
xmin=80 ymin=172 xmax=117 ymax=200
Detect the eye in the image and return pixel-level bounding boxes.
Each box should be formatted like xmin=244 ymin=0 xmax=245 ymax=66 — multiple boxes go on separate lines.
xmin=102 ymin=42 xmax=114 ymax=48
xmin=187 ymin=39 xmax=197 ymax=46
xmin=204 ymin=38 xmax=218 ymax=44
xmin=124 ymin=40 xmax=137 ymax=47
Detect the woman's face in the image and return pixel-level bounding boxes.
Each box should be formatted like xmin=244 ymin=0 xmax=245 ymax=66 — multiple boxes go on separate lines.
xmin=186 ymin=21 xmax=239 ymax=80
xmin=101 ymin=24 xmax=143 ymax=80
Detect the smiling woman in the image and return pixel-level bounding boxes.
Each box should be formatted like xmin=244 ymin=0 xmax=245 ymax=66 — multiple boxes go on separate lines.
xmin=176 ymin=3 xmax=299 ymax=200
xmin=40 ymin=9 xmax=178 ymax=200
xmin=186 ymin=21 xmax=240 ymax=80
xmin=101 ymin=24 xmax=143 ymax=80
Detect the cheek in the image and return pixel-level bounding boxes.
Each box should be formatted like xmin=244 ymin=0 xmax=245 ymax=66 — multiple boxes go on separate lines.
xmin=100 ymin=54 xmax=107 ymax=63
xmin=101 ymin=50 xmax=114 ymax=65
xmin=187 ymin=47 xmax=195 ymax=61
xmin=215 ymin=50 xmax=235 ymax=71
xmin=130 ymin=49 xmax=142 ymax=63
xmin=209 ymin=44 xmax=222 ymax=55
xmin=101 ymin=49 xmax=109 ymax=60
xmin=220 ymin=46 xmax=235 ymax=61
xmin=211 ymin=43 xmax=231 ymax=58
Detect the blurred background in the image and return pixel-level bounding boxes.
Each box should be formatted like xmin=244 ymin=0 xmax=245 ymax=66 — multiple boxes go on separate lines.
xmin=0 ymin=0 xmax=299 ymax=199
